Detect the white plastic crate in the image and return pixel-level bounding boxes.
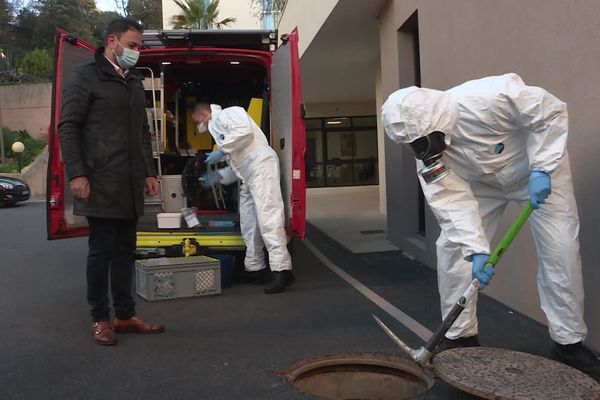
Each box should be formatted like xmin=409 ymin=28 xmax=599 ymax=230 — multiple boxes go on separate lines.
xmin=135 ymin=256 xmax=221 ymax=301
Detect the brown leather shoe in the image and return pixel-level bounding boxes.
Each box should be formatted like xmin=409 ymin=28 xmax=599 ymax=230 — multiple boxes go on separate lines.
xmin=92 ymin=321 xmax=117 ymax=346
xmin=113 ymin=315 xmax=165 ymax=334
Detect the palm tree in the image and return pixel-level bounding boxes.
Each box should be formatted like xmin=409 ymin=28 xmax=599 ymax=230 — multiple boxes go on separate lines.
xmin=171 ymin=0 xmax=236 ymax=30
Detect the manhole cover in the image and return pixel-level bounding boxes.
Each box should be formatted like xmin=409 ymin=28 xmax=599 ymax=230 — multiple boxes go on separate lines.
xmin=433 ymin=347 xmax=600 ymax=400
xmin=280 ymin=353 xmax=434 ymax=400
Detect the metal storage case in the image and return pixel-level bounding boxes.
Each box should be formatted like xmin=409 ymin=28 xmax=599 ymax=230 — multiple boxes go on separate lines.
xmin=135 ymin=256 xmax=221 ymax=301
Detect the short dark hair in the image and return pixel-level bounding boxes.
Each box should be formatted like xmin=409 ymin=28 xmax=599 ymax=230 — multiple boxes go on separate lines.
xmin=194 ymin=102 xmax=211 ymax=113
xmin=105 ymin=18 xmax=143 ymax=42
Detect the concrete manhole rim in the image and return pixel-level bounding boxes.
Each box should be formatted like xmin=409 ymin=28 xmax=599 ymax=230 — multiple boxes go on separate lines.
xmin=279 ymin=352 xmax=435 ymax=387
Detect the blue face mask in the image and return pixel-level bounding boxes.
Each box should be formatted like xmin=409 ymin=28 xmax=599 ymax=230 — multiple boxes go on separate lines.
xmin=112 ymin=37 xmax=139 ymax=69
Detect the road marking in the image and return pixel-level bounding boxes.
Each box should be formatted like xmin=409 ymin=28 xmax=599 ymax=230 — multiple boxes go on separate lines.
xmin=304 ymin=239 xmax=433 ymax=342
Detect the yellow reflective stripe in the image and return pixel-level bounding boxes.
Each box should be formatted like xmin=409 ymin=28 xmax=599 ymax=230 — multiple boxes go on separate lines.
xmin=136 ymin=232 xmax=245 ymax=247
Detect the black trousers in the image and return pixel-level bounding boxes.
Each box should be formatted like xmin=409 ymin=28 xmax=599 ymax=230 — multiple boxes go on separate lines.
xmin=86 ymin=217 xmax=138 ymax=322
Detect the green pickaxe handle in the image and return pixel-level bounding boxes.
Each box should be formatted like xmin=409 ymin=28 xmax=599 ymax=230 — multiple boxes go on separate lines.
xmin=486 ymin=202 xmax=535 ymax=267
xmin=423 ymin=202 xmax=535 ymax=354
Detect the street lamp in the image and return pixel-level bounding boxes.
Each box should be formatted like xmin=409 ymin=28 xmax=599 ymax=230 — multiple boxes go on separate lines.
xmin=11 ymin=141 xmax=25 ymax=173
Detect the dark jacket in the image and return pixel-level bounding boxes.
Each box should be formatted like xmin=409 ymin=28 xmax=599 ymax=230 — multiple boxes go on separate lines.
xmin=58 ymin=48 xmax=156 ymax=219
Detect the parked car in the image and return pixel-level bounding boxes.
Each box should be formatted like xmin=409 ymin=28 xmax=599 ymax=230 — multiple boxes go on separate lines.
xmin=0 ymin=176 xmax=30 ymax=206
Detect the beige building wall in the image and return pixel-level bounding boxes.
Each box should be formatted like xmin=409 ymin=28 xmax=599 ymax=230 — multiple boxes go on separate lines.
xmin=0 ymin=83 xmax=51 ymax=139
xmin=277 ymin=0 xmax=339 ymax=56
xmin=375 ymin=63 xmax=386 ymax=215
xmin=217 ymin=0 xmax=261 ymax=29
xmin=379 ymin=0 xmax=600 ymax=350
xmin=162 ymin=0 xmax=179 ymax=28
xmin=162 ymin=0 xmax=260 ymax=30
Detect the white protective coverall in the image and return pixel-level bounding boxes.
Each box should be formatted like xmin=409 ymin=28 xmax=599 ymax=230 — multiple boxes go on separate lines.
xmin=381 ymin=73 xmax=586 ymax=345
xmin=208 ymin=104 xmax=292 ymax=272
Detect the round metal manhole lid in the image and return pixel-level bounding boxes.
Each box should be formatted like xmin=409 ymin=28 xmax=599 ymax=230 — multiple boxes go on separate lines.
xmin=433 ymin=347 xmax=600 ymax=400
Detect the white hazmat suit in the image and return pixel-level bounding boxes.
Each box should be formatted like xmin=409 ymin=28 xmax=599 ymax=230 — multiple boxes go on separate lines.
xmin=382 ymin=73 xmax=586 ymax=345
xmin=208 ymin=104 xmax=292 ymax=272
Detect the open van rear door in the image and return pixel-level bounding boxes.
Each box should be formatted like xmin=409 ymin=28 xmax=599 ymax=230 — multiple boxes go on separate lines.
xmin=46 ymin=29 xmax=95 ymax=240
xmin=271 ymin=28 xmax=306 ymax=239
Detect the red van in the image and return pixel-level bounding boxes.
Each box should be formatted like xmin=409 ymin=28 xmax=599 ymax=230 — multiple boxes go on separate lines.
xmin=46 ymin=28 xmax=306 ymax=258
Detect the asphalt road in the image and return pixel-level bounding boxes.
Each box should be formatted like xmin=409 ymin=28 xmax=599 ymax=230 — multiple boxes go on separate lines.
xmin=0 ymin=201 xmax=554 ymax=399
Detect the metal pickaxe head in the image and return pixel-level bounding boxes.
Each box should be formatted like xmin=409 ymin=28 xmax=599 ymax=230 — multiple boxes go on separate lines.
xmin=372 ymin=314 xmax=433 ymax=367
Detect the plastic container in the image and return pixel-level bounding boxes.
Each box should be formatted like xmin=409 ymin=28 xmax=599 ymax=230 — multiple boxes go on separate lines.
xmin=162 ymin=175 xmax=186 ymax=212
xmin=181 ymin=207 xmax=200 ymax=228
xmin=157 ymin=212 xmax=181 ymax=229
xmin=211 ymin=254 xmax=236 ymax=288
xmin=135 ymin=256 xmax=221 ymax=301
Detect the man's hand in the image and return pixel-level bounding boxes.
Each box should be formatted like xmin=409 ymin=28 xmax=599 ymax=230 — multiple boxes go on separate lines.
xmin=146 ymin=177 xmax=160 ymax=196
xmin=69 ymin=176 xmax=90 ymax=201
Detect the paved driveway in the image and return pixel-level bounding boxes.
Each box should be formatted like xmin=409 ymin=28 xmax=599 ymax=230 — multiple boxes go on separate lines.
xmin=0 ymin=202 xmax=553 ymax=399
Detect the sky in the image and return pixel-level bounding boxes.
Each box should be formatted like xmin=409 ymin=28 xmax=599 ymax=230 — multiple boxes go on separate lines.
xmin=96 ymin=0 xmax=119 ymax=12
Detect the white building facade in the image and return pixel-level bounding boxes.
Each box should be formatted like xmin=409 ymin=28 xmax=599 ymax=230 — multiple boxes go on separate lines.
xmin=162 ymin=0 xmax=261 ymax=30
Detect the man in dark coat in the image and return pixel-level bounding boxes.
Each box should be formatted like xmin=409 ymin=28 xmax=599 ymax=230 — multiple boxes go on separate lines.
xmin=59 ymin=18 xmax=164 ymax=345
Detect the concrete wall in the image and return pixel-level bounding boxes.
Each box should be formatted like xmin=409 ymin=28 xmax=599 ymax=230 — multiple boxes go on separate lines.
xmin=277 ymin=0 xmax=339 ymax=56
xmin=379 ymin=0 xmax=600 ymax=350
xmin=162 ymin=0 xmax=261 ymax=29
xmin=0 ymin=83 xmax=52 ymax=139
xmin=375 ymin=63 xmax=386 ymax=215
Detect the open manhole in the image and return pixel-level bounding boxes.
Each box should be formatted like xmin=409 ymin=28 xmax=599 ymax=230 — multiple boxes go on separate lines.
xmin=280 ymin=353 xmax=434 ymax=400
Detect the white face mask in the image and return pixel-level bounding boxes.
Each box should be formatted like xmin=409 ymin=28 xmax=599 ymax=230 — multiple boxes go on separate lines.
xmin=196 ymin=121 xmax=208 ymax=133
xmin=112 ymin=37 xmax=139 ymax=69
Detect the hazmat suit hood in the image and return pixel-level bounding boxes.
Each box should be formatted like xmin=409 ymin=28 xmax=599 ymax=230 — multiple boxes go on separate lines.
xmin=381 ymin=86 xmax=458 ymax=145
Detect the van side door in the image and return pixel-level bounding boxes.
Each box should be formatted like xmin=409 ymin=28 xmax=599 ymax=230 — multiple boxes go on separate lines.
xmin=47 ymin=29 xmax=95 ymax=240
xmin=270 ymin=28 xmax=306 ymax=239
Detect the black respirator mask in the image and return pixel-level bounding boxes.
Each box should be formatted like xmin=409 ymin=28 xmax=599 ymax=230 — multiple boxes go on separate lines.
xmin=409 ymin=131 xmax=450 ymax=184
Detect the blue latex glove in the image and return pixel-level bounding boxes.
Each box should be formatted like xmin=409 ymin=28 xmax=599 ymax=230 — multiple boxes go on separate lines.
xmin=205 ymin=149 xmax=225 ymax=165
xmin=472 ymin=253 xmax=494 ymax=290
xmin=529 ymin=170 xmax=551 ymax=209
xmin=200 ymin=170 xmax=222 ymax=189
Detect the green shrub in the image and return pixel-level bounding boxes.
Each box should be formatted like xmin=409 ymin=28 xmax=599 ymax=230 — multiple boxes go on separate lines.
xmin=18 ymin=49 xmax=53 ymax=80
xmin=0 ymin=163 xmax=19 ymax=173
xmin=2 ymin=127 xmax=47 ymax=167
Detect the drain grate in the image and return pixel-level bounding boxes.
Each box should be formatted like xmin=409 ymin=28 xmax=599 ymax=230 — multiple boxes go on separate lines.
xmin=360 ymin=229 xmax=385 ymax=235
